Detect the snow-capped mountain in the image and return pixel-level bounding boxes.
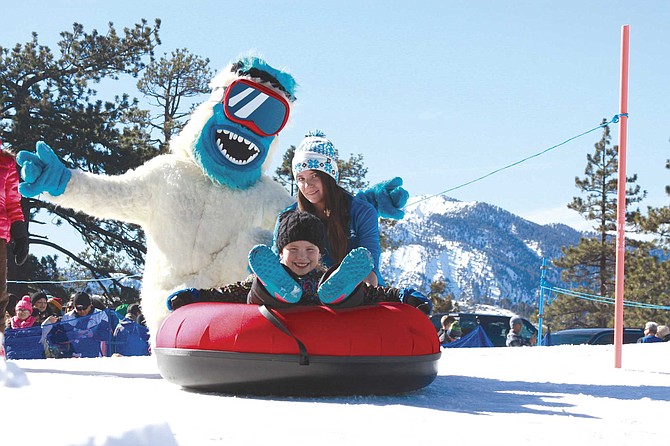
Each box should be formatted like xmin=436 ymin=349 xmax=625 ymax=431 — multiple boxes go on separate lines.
xmin=380 ymin=195 xmax=583 ymax=307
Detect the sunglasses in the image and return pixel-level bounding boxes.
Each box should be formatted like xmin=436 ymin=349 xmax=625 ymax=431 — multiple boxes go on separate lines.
xmin=223 ymin=79 xmax=290 ymax=136
xmin=75 ymin=305 xmax=89 ymax=311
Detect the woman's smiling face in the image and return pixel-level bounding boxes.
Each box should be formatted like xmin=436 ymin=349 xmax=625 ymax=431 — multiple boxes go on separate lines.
xmin=296 ymin=170 xmax=325 ymax=206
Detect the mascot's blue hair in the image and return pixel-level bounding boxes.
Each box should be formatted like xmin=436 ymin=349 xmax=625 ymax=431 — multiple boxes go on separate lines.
xmin=232 ymin=56 xmax=298 ymax=102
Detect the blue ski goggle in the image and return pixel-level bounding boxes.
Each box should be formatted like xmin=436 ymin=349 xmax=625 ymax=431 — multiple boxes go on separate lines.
xmin=223 ymin=79 xmax=290 ymax=137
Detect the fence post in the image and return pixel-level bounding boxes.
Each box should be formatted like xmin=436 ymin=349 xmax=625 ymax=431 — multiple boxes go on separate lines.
xmin=537 ymin=258 xmax=547 ymax=345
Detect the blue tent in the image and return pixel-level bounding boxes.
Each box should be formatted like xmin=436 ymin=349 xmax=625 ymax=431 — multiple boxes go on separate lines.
xmin=442 ymin=325 xmax=495 ymax=348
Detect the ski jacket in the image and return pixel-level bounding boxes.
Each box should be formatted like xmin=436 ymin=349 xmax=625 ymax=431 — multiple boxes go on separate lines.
xmin=0 ymin=152 xmax=25 ymax=243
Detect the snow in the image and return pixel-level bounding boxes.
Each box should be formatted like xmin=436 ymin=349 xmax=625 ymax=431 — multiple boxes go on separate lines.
xmin=2 ymin=342 xmax=669 ymax=445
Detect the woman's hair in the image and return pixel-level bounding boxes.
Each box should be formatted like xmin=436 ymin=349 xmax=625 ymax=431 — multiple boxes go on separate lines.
xmin=296 ymin=171 xmax=350 ymax=264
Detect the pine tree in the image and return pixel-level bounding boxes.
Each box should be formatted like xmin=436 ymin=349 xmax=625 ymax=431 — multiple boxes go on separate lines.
xmin=137 ymin=48 xmax=212 ymax=152
xmin=633 ymin=159 xmax=670 ymax=248
xmin=274 ymin=145 xmax=297 ymax=196
xmin=625 ymin=155 xmax=670 ymax=325
xmin=547 ymin=122 xmax=646 ymax=329
xmin=0 ymin=20 xmax=161 ymax=296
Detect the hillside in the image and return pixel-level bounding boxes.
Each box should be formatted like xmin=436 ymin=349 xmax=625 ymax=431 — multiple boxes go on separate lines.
xmin=381 ymin=195 xmax=583 ymax=308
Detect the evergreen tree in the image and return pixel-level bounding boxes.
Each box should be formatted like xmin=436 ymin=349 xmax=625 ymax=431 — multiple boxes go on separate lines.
xmin=547 ymin=122 xmax=645 ymax=329
xmin=625 ymin=154 xmax=670 ymax=325
xmin=428 ymin=278 xmax=454 ymax=313
xmin=274 ymin=145 xmax=297 ymax=196
xmin=0 ymin=20 xmax=161 ymax=296
xmin=137 ymin=48 xmax=212 ymax=152
xmin=633 ymin=159 xmax=670 ymax=248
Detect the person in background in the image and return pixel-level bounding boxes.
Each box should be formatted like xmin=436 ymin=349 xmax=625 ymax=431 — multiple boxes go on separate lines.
xmin=637 ymin=321 xmax=663 ymax=343
xmin=506 ymin=315 xmax=536 ymax=347
xmin=30 ymin=291 xmax=53 ymax=326
xmin=438 ymin=315 xmax=462 ymax=344
xmin=113 ymin=303 xmax=150 ymax=356
xmin=0 ymin=138 xmax=29 ymax=335
xmin=64 ymin=298 xmax=75 ymax=314
xmin=656 ymin=325 xmax=670 ymax=342
xmin=47 ymin=297 xmax=63 ymax=317
xmin=10 ymin=296 xmax=35 ymax=329
xmin=42 ymin=292 xmax=111 ymax=357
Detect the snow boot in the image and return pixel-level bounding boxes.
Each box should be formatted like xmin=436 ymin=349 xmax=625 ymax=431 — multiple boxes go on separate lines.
xmin=248 ymin=244 xmax=302 ymax=304
xmin=318 ymin=247 xmax=374 ymax=305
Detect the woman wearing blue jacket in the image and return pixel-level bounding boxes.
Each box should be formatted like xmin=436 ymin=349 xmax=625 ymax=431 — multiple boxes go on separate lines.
xmin=274 ymin=130 xmax=383 ymax=287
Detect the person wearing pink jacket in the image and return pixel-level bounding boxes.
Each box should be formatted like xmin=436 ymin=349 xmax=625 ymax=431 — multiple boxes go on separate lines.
xmin=0 ymin=139 xmax=29 ymax=335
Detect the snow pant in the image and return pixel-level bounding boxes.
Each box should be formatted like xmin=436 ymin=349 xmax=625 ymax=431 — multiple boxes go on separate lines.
xmin=0 ymin=239 xmax=7 ymax=334
xmin=247 ymin=263 xmax=365 ymax=309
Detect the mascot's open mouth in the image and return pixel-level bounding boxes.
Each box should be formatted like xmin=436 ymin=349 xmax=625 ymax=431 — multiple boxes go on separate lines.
xmin=215 ymin=129 xmax=260 ymax=165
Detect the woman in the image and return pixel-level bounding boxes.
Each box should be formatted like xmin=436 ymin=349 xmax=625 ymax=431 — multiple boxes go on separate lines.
xmin=274 ymin=130 xmax=382 ymax=286
xmin=11 ymin=296 xmax=35 ymax=329
xmin=0 ymin=139 xmax=29 ymax=335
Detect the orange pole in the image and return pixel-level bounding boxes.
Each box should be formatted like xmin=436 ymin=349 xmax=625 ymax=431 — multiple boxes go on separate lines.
xmin=614 ymin=25 xmax=630 ymax=369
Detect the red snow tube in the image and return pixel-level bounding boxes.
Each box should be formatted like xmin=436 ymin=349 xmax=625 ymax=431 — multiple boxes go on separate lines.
xmin=155 ymin=302 xmax=441 ymax=396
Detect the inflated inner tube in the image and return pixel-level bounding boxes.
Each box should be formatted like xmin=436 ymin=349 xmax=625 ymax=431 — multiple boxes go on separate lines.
xmin=155 ymin=302 xmax=441 ymax=396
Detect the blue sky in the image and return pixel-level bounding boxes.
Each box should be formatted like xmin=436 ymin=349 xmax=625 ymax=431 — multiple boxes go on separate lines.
xmin=2 ymin=0 xmax=669 ymax=244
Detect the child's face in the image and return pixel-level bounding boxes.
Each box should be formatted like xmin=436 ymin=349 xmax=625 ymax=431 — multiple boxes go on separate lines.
xmin=16 ymin=308 xmax=31 ymax=321
xmin=280 ymin=240 xmax=320 ymax=276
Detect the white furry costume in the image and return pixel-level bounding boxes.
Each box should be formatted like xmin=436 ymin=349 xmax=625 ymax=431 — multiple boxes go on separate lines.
xmin=18 ymin=58 xmax=296 ymax=340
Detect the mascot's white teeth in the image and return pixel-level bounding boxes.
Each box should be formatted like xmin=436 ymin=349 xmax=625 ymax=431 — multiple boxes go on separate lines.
xmin=216 ymin=129 xmax=260 ymax=165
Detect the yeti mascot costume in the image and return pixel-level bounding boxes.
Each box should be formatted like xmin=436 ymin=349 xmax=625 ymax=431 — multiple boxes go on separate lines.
xmin=17 ymin=56 xmax=408 ymax=342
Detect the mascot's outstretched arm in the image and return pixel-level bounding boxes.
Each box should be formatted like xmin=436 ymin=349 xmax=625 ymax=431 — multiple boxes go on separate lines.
xmin=17 ymin=141 xmax=156 ymax=224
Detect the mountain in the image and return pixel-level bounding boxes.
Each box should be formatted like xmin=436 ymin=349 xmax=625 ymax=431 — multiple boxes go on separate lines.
xmin=380 ymin=195 xmax=584 ymax=308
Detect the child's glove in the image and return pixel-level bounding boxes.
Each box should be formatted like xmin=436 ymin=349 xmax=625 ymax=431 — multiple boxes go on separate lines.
xmin=356 ymin=177 xmax=409 ymax=220
xmin=399 ymin=287 xmax=432 ymax=315
xmin=16 ymin=141 xmax=72 ymax=197
xmin=10 ymin=221 xmax=29 ymax=266
xmin=166 ymin=288 xmax=200 ymax=311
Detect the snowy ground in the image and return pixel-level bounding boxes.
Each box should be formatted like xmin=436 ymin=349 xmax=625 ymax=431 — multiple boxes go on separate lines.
xmin=2 ymin=343 xmax=669 ymax=446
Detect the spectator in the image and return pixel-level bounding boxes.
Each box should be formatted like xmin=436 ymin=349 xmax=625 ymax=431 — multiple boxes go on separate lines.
xmin=113 ymin=303 xmax=150 ymax=356
xmin=10 ymin=296 xmax=36 ymax=329
xmin=64 ymin=298 xmax=75 ymax=314
xmin=656 ymin=325 xmax=670 ymax=342
xmin=115 ymin=303 xmax=129 ymax=318
xmin=47 ymin=297 xmax=63 ymax=317
xmin=30 ymin=291 xmax=53 ymax=326
xmin=638 ymin=321 xmax=663 ymax=343
xmin=506 ymin=315 xmax=536 ymax=347
xmin=438 ymin=315 xmax=462 ymax=344
xmin=43 ymin=292 xmax=111 ymax=358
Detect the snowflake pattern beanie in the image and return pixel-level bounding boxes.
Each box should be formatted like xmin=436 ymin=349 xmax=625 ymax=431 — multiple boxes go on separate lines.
xmin=292 ymin=130 xmax=339 ymax=183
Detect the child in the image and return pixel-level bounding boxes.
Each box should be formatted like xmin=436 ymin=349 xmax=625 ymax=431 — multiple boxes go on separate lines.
xmin=167 ymin=210 xmax=431 ymax=313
